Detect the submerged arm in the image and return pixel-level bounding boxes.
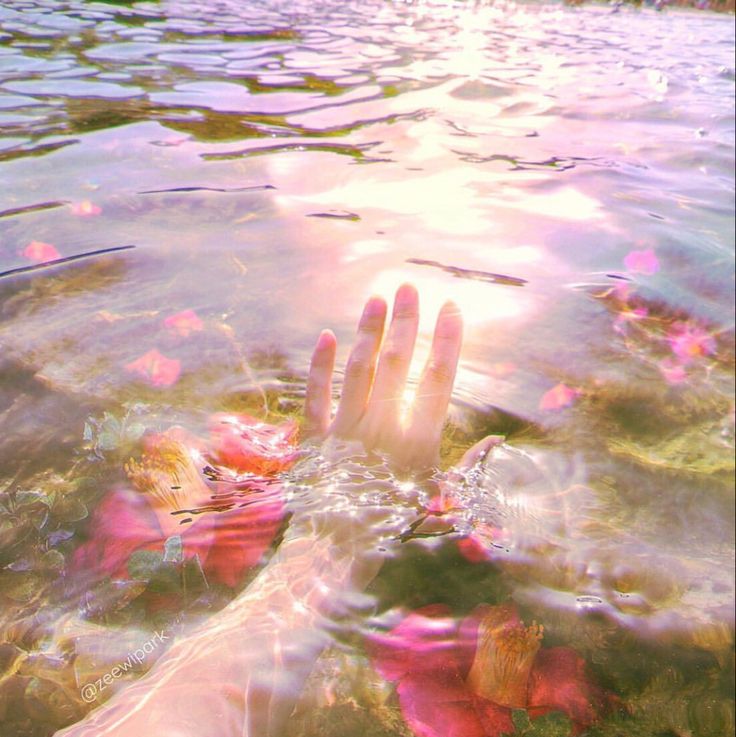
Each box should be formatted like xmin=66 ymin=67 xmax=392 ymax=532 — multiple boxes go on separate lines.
xmin=56 ymin=284 xmax=464 ymax=737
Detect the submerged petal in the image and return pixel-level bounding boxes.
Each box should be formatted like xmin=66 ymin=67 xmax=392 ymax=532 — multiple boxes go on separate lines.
xmin=23 ymin=240 xmax=61 ymax=263
xmin=69 ymin=487 xmax=162 ymax=580
xmin=200 ymin=487 xmax=285 ymax=588
xmin=208 ymin=412 xmax=299 ymax=475
xmin=539 ymin=383 xmax=579 ymax=412
xmin=623 ymin=248 xmax=659 ymax=275
xmin=528 ymin=646 xmax=615 ymax=730
xmin=368 ymin=604 xmax=462 ymax=682
xmin=397 ymin=673 xmax=486 ymax=737
xmin=125 ymin=349 xmax=181 ymax=387
xmin=163 ymin=309 xmax=204 ymax=337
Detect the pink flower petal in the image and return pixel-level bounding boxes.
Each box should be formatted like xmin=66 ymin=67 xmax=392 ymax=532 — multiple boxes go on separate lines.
xmin=163 ymin=309 xmax=204 ymax=337
xmin=667 ymin=322 xmax=716 ymax=363
xmin=623 ymin=248 xmax=659 ymax=275
xmin=658 ymin=358 xmax=688 ymax=385
xmin=397 ymin=674 xmax=487 ymax=737
xmin=125 ymin=349 xmax=181 ymax=387
xmin=528 ymin=646 xmax=617 ymax=731
xmin=69 ymin=487 xmax=163 ymax=580
xmin=70 ymin=200 xmax=102 ymax=216
xmin=368 ymin=604 xmax=462 ymax=682
xmin=208 ymin=413 xmax=299 ymax=475
xmin=22 ymin=240 xmax=61 ymax=263
xmin=199 ymin=487 xmax=285 ymax=588
xmin=539 ymin=383 xmax=579 ymax=411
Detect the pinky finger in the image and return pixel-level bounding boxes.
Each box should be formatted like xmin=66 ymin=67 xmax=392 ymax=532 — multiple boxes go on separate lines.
xmin=304 ymin=329 xmax=336 ymax=438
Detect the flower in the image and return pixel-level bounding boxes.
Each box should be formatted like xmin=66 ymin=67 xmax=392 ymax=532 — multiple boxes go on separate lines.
xmin=70 ymin=418 xmax=297 ymax=590
xmin=163 ymin=309 xmax=204 ymax=337
xmin=623 ymin=248 xmax=659 ymax=276
xmin=368 ymin=603 xmax=615 ymax=737
xmin=539 ymin=383 xmax=579 ymax=412
xmin=125 ymin=349 xmax=181 ymax=387
xmin=23 ymin=240 xmax=61 ymax=263
xmin=666 ymin=322 xmax=716 ymax=363
xmin=70 ymin=200 xmax=101 ymax=217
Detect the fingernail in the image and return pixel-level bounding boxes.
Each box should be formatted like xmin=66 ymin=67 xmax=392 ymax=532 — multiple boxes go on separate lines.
xmin=317 ymin=329 xmax=335 ymax=349
xmin=394 ymin=283 xmax=418 ymax=315
xmin=365 ymin=296 xmax=386 ymax=316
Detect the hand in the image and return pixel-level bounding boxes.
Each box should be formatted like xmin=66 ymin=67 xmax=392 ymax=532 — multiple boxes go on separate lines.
xmin=304 ymin=284 xmax=463 ymax=472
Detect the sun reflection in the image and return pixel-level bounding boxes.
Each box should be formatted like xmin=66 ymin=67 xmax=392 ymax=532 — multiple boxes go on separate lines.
xmin=367 ymin=267 xmax=530 ymax=331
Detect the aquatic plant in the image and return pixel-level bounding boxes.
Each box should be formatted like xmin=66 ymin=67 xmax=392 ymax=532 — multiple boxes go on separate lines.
xmin=367 ymin=603 xmax=617 ymax=737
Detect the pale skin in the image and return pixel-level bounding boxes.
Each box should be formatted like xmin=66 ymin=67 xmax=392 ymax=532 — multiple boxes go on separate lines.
xmin=56 ymin=284 xmax=496 ymax=737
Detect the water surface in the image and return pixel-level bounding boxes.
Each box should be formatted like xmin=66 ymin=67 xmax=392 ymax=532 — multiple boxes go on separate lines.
xmin=0 ymin=1 xmax=734 ymax=735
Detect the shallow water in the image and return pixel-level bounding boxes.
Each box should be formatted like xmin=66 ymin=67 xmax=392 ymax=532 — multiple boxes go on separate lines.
xmin=0 ymin=0 xmax=734 ymax=735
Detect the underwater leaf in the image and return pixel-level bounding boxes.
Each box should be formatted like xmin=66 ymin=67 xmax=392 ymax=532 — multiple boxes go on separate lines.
xmin=41 ymin=549 xmax=65 ymax=572
xmin=511 ymin=708 xmax=532 ymax=733
xmin=15 ymin=489 xmax=52 ymax=508
xmin=182 ymin=553 xmax=208 ymax=592
xmin=127 ymin=550 xmax=163 ymax=581
xmin=124 ymin=422 xmax=146 ymax=442
xmin=163 ymin=535 xmax=183 ymax=564
xmin=54 ymin=498 xmax=88 ymax=523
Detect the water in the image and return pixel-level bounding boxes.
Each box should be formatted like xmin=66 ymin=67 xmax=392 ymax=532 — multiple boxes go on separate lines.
xmin=0 ymin=0 xmax=733 ymax=735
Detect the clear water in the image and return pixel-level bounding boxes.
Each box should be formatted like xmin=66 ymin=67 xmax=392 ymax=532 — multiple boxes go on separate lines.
xmin=0 ymin=1 xmax=733 ymax=735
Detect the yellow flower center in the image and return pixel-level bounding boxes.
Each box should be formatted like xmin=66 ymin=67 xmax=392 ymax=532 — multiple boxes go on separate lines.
xmin=465 ymin=605 xmax=543 ymax=708
xmin=125 ymin=437 xmax=210 ymax=536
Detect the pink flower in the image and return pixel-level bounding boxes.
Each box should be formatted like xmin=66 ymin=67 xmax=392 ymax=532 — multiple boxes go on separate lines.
xmin=667 ymin=322 xmax=716 ymax=363
xmin=125 ymin=349 xmax=181 ymax=387
xmin=70 ymin=419 xmax=297 ymax=592
xmin=623 ymin=249 xmax=659 ymax=275
xmin=163 ymin=309 xmax=204 ymax=337
xmin=539 ymin=383 xmax=579 ymax=411
xmin=368 ymin=603 xmax=616 ymax=737
xmin=70 ymin=200 xmax=101 ymax=216
xmin=23 ymin=240 xmax=61 ymax=263
xmin=658 ymin=358 xmax=688 ymax=385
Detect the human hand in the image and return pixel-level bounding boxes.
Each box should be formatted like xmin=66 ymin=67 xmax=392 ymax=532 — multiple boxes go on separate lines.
xmin=304 ymin=284 xmax=463 ymax=472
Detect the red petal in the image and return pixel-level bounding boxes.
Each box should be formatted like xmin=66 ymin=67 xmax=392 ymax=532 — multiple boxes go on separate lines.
xmin=367 ymin=604 xmax=462 ymax=682
xmin=472 ymin=695 xmax=515 ymax=737
xmin=69 ymin=487 xmax=162 ymax=579
xmin=539 ymin=383 xmax=579 ymax=412
xmin=23 ymin=240 xmax=61 ymax=263
xmin=208 ymin=413 xmax=299 ymax=475
xmin=397 ymin=673 xmax=486 ymax=737
xmin=125 ymin=349 xmax=181 ymax=387
xmin=528 ymin=646 xmax=612 ymax=729
xmin=196 ymin=485 xmax=285 ymax=588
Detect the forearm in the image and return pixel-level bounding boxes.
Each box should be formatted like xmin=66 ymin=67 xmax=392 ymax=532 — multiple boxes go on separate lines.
xmin=56 ymin=529 xmax=371 ymax=737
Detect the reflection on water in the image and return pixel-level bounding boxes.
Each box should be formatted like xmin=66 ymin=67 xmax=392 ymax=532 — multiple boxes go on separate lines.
xmin=0 ymin=0 xmax=733 ymax=735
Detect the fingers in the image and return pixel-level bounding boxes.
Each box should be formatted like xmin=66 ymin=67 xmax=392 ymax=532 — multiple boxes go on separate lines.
xmin=331 ymin=296 xmax=387 ymax=436
xmin=361 ymin=284 xmax=419 ymax=440
xmin=304 ymin=329 xmax=336 ymax=438
xmin=405 ymin=301 xmax=463 ymax=451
